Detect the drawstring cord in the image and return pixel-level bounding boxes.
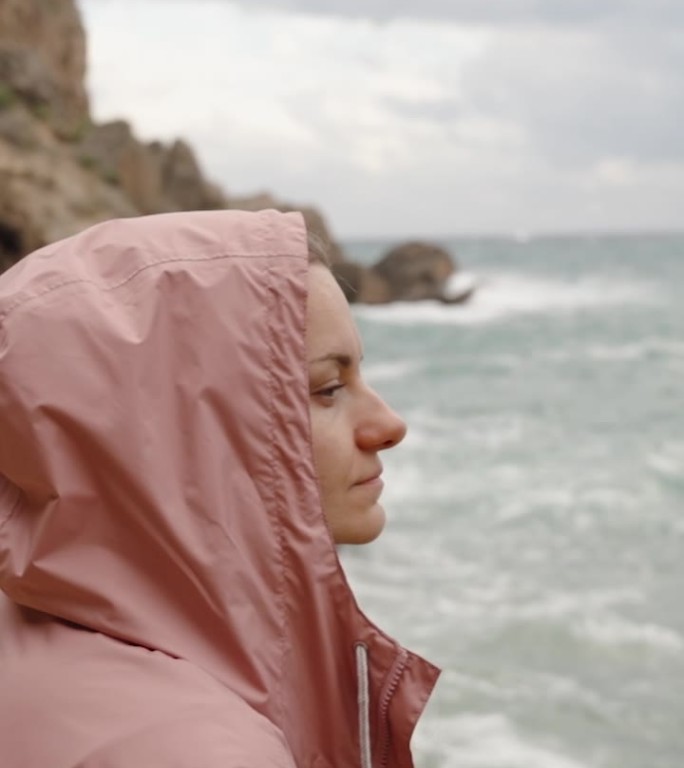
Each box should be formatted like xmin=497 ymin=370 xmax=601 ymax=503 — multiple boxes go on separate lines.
xmin=355 ymin=643 xmax=372 ymax=768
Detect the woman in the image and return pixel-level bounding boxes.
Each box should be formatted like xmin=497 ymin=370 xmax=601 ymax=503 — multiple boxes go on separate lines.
xmin=0 ymin=210 xmax=439 ymax=768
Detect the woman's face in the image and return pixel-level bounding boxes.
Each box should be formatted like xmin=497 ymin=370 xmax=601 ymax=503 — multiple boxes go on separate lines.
xmin=306 ymin=264 xmax=407 ymax=544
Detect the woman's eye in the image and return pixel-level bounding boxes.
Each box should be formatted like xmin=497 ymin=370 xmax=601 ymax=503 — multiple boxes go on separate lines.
xmin=314 ymin=383 xmax=344 ymax=400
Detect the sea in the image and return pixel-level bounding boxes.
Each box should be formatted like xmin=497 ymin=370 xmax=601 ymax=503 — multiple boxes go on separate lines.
xmin=339 ymin=234 xmax=684 ymax=768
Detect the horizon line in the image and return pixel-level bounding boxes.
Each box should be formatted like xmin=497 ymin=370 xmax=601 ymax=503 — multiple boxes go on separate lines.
xmin=339 ymin=227 xmax=684 ymax=244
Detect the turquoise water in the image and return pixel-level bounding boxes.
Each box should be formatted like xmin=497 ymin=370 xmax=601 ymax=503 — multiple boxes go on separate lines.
xmin=341 ymin=235 xmax=684 ymax=768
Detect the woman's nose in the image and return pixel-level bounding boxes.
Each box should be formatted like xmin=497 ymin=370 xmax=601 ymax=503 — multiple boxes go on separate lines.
xmin=356 ymin=389 xmax=407 ymax=451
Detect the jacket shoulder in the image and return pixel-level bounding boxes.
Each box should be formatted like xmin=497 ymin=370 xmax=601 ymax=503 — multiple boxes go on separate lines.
xmin=0 ymin=620 xmax=296 ymax=768
xmin=75 ymin=712 xmax=298 ymax=768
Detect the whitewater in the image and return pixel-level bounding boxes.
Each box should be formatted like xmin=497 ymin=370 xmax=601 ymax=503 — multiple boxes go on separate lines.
xmin=341 ymin=234 xmax=683 ymax=768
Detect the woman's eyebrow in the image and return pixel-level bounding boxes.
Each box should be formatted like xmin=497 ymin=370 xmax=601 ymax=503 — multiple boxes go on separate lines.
xmin=308 ymin=353 xmax=354 ymax=367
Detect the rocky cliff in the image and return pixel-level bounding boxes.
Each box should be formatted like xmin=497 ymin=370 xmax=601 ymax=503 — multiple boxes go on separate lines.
xmin=0 ymin=0 xmax=467 ymax=303
xmin=0 ymin=0 xmax=344 ymax=273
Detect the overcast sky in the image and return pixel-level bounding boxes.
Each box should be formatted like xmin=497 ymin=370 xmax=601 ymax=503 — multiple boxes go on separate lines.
xmin=79 ymin=0 xmax=683 ymax=239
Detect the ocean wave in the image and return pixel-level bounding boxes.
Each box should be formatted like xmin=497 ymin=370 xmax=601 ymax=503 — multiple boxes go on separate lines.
xmin=495 ymin=487 xmax=576 ymax=523
xmin=494 ymin=484 xmax=642 ymax=525
xmin=542 ymin=338 xmax=684 ymax=364
xmin=648 ymin=442 xmax=684 ymax=484
xmin=413 ymin=712 xmax=590 ymax=768
xmin=381 ymin=462 xmax=454 ymax=504
xmin=471 ymin=590 xmax=682 ymax=655
xmin=353 ymin=271 xmax=660 ymax=326
xmin=572 ymin=616 xmax=683 ymax=653
xmin=362 ymin=359 xmax=422 ymax=383
xmin=395 ymin=587 xmax=642 ymax=640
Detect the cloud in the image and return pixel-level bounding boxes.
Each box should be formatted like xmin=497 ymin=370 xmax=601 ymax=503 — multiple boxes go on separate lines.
xmin=207 ymin=0 xmax=684 ymax=26
xmin=463 ymin=25 xmax=684 ymax=167
xmin=79 ymin=0 xmax=684 ymax=236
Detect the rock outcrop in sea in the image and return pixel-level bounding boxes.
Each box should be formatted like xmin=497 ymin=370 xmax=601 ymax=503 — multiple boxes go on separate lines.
xmin=334 ymin=241 xmax=476 ymax=304
xmin=0 ymin=0 xmax=471 ymax=304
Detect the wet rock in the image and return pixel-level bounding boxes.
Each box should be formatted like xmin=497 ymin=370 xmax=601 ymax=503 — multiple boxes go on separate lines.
xmin=0 ymin=0 xmax=343 ymax=275
xmin=372 ymin=241 xmax=457 ymax=302
xmin=0 ymin=112 xmax=137 ymax=258
xmin=0 ymin=0 xmax=89 ymax=139
xmin=159 ymin=139 xmax=226 ymax=212
xmin=2 ymin=0 xmax=472 ymax=307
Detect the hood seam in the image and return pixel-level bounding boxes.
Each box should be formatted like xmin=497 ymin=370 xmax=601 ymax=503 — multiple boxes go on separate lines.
xmin=0 ymin=250 xmax=287 ymax=322
xmin=263 ymin=256 xmax=289 ymax=730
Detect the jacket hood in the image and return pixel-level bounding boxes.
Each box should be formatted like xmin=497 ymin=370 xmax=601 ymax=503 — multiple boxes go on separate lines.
xmin=0 ymin=210 xmax=439 ymax=768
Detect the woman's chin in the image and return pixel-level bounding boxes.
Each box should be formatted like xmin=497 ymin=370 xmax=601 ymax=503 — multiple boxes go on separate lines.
xmin=331 ymin=503 xmax=386 ymax=546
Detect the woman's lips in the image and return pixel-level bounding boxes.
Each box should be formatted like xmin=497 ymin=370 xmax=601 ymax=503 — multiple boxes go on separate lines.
xmin=353 ymin=474 xmax=383 ymax=488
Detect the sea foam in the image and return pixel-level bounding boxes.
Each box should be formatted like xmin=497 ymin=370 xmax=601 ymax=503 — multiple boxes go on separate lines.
xmin=413 ymin=712 xmax=591 ymax=768
xmin=354 ymin=271 xmax=660 ymax=326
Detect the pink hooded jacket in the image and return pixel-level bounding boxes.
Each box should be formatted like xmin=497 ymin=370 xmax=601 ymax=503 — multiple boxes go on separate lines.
xmin=0 ymin=210 xmax=439 ymax=768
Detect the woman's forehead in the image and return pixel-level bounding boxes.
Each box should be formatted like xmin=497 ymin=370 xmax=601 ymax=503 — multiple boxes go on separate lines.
xmin=306 ymin=266 xmax=362 ymax=361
